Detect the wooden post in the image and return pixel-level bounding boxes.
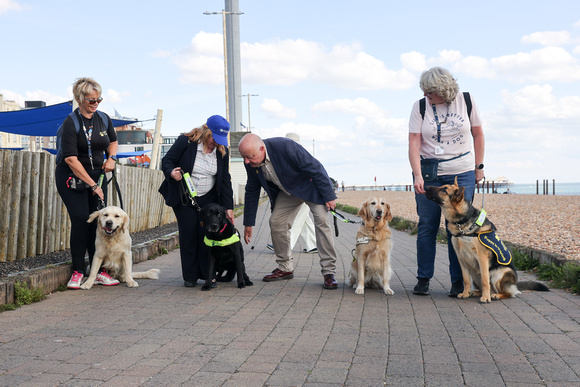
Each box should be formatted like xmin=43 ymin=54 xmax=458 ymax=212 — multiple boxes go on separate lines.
xmin=149 ymin=109 xmax=163 ymax=170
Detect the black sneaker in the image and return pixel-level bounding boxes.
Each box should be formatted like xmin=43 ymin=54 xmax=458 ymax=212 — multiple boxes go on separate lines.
xmin=449 ymin=280 xmax=464 ymax=297
xmin=413 ymin=278 xmax=430 ymax=295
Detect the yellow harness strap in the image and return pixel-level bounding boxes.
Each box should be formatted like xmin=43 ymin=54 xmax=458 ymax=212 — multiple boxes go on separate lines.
xmin=204 ymin=232 xmax=240 ymax=247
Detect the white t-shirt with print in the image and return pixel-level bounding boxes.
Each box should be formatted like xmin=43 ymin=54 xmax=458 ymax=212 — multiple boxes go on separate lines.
xmin=408 ymin=92 xmax=483 ymax=176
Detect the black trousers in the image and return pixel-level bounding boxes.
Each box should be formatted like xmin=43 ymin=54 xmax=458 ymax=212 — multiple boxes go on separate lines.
xmin=55 ymin=164 xmax=108 ymax=273
xmin=172 ymin=188 xmax=218 ymax=283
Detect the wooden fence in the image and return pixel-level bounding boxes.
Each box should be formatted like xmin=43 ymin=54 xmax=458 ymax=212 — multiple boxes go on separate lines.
xmin=0 ymin=149 xmax=175 ymax=262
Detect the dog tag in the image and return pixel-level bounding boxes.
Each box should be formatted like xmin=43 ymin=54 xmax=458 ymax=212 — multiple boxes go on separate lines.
xmin=435 ymin=146 xmax=444 ymax=155
xmin=475 ymin=209 xmax=487 ymax=226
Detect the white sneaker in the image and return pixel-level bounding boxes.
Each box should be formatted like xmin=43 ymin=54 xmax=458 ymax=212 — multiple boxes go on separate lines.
xmin=67 ymin=271 xmax=84 ymax=289
xmin=94 ymin=272 xmax=120 ymax=286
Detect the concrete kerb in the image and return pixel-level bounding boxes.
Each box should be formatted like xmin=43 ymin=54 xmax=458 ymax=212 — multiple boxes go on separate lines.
xmin=0 ymin=232 xmax=180 ymax=306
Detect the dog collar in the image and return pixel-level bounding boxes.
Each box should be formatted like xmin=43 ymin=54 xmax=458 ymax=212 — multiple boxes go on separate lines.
xmin=455 ymin=207 xmax=478 ymax=225
xmin=204 ymin=232 xmax=240 ymax=247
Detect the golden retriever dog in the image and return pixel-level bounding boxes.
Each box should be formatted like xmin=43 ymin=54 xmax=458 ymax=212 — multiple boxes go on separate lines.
xmin=348 ymin=196 xmax=394 ymax=295
xmin=80 ymin=206 xmax=160 ymax=289
xmin=425 ymin=177 xmax=549 ymax=303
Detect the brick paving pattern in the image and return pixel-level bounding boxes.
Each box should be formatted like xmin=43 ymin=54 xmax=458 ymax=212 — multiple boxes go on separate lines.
xmin=0 ymin=203 xmax=579 ymax=386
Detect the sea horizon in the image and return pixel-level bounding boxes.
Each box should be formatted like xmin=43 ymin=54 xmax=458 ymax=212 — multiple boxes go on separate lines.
xmin=352 ymin=181 xmax=580 ymax=196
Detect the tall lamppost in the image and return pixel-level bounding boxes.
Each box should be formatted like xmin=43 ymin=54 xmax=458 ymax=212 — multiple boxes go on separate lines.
xmin=242 ymin=93 xmax=258 ymax=132
xmin=204 ymin=10 xmax=244 ymax=122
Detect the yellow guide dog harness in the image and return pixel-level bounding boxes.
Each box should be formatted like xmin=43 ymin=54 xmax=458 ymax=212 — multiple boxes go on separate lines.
xmin=203 ymin=224 xmax=241 ymax=247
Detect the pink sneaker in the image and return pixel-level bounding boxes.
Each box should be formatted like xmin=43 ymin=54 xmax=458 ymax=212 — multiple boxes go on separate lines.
xmin=67 ymin=271 xmax=84 ymax=289
xmin=94 ymin=272 xmax=120 ymax=286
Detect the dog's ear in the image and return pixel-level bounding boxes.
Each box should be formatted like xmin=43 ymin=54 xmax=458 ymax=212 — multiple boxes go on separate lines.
xmin=358 ymin=201 xmax=369 ymax=221
xmin=121 ymin=211 xmax=130 ymax=232
xmin=87 ymin=210 xmax=100 ymax=224
xmin=385 ymin=203 xmax=393 ymax=222
xmin=453 ymin=186 xmax=465 ymax=203
xmin=453 ymin=176 xmax=459 ymax=188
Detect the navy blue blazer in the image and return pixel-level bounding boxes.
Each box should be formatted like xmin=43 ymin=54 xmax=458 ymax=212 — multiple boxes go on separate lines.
xmin=158 ymin=135 xmax=234 ymax=209
xmin=243 ymin=137 xmax=336 ymax=226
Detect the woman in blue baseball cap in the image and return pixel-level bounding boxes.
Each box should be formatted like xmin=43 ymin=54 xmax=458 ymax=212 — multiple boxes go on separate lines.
xmin=159 ymin=115 xmax=234 ymax=288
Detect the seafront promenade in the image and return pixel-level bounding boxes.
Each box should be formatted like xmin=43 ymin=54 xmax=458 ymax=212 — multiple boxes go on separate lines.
xmin=0 ymin=202 xmax=579 ymax=386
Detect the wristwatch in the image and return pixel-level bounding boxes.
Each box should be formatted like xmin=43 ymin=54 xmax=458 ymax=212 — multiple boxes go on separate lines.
xmin=109 ymin=155 xmax=118 ymax=162
xmin=91 ymin=184 xmax=98 ymax=191
xmin=475 ymin=163 xmax=484 ymax=170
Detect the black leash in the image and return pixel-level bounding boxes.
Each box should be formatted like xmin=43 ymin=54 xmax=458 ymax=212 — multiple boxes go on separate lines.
xmin=330 ymin=209 xmax=363 ymax=237
xmin=95 ymin=169 xmax=123 ymax=210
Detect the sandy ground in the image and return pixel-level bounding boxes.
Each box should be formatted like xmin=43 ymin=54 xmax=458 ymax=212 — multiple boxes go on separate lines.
xmin=337 ymin=190 xmax=580 ymax=261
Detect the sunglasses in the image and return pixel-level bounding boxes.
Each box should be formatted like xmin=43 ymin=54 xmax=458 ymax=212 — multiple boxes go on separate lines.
xmin=84 ymin=97 xmax=103 ymax=105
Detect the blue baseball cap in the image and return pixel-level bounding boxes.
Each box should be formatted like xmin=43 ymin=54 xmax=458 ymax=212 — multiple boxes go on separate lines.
xmin=206 ymin=115 xmax=230 ymax=146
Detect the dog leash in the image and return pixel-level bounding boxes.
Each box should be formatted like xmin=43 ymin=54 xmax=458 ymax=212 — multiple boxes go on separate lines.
xmin=250 ymin=198 xmax=270 ymax=250
xmin=330 ymin=209 xmax=364 ymax=237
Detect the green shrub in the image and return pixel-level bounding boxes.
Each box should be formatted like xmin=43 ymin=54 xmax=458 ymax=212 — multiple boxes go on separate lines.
xmin=14 ymin=281 xmax=45 ymax=307
xmin=536 ymin=263 xmax=562 ymax=281
xmin=512 ymin=249 xmax=539 ymax=271
xmin=335 ymin=203 xmax=359 ymax=215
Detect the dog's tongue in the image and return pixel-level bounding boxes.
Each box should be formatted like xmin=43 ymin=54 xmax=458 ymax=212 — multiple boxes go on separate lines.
xmin=103 ymin=226 xmax=113 ymax=234
xmin=375 ymin=215 xmax=382 ymax=220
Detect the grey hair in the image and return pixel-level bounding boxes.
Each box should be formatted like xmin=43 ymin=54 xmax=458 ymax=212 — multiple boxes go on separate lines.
xmin=72 ymin=77 xmax=102 ymax=103
xmin=419 ymin=67 xmax=459 ymax=105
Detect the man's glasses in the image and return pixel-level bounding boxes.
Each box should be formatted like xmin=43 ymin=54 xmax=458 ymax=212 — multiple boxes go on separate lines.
xmin=84 ymin=97 xmax=103 ymax=105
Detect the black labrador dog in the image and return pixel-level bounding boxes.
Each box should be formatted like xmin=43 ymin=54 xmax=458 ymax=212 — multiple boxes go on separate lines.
xmin=200 ymin=203 xmax=253 ymax=291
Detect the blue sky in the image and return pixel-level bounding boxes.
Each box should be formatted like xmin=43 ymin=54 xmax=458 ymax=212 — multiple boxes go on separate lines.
xmin=2 ymin=0 xmax=580 ymax=185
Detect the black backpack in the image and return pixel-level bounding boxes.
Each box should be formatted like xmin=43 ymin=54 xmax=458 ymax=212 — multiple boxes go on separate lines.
xmin=419 ymin=92 xmax=472 ymax=120
xmin=55 ymin=109 xmax=109 ymax=165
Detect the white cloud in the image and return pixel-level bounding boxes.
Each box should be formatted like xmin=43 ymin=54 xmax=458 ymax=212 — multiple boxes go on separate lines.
xmin=491 ymin=46 xmax=580 ymax=82
xmin=400 ymin=51 xmax=426 ymax=73
xmin=0 ymin=89 xmax=66 ymax=107
xmin=521 ymin=31 xmax=571 ymax=46
xmin=106 ymin=89 xmax=130 ymax=104
xmin=0 ymin=0 xmax=28 ymax=14
xmin=311 ymin=98 xmax=385 ymax=119
xmin=427 ymin=50 xmax=462 ymax=67
xmin=261 ymin=98 xmax=296 ymax=119
xmin=454 ymin=56 xmax=496 ymax=79
xmin=172 ymin=32 xmax=415 ymax=90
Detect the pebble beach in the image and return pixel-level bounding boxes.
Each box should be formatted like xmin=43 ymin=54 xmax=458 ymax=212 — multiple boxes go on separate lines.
xmin=336 ymin=190 xmax=580 ymax=261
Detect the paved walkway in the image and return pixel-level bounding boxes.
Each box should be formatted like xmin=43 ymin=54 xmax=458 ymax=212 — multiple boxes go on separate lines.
xmin=0 ymin=203 xmax=579 ymax=386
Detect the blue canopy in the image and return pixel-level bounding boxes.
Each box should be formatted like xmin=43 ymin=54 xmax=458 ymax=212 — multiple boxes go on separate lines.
xmin=117 ymin=150 xmax=151 ymax=159
xmin=0 ymin=101 xmax=139 ymax=136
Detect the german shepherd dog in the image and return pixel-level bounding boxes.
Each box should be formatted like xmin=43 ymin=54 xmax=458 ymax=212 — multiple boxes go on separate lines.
xmin=425 ymin=177 xmax=549 ymax=303
xmin=200 ymin=203 xmax=253 ymax=291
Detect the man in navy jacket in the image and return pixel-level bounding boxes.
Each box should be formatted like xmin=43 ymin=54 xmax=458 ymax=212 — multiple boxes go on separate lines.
xmin=239 ymin=133 xmax=339 ymax=289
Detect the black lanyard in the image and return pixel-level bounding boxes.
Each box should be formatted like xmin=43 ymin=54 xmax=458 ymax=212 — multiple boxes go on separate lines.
xmin=431 ymin=104 xmax=447 ymax=143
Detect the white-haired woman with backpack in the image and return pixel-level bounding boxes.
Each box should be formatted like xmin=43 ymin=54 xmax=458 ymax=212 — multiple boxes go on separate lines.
xmin=408 ymin=67 xmax=486 ymax=298
xmin=55 ymin=77 xmax=119 ymax=289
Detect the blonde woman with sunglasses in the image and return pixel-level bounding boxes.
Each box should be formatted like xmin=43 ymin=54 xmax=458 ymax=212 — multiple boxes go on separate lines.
xmin=55 ymin=77 xmax=120 ymax=289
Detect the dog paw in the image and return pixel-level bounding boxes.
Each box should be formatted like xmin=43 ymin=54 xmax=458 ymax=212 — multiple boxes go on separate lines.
xmin=80 ymin=281 xmax=94 ymax=290
xmin=457 ymin=292 xmax=470 ymax=299
xmin=490 ymin=293 xmax=500 ymax=301
xmin=201 ymin=285 xmax=211 ymax=291
xmin=479 ymin=297 xmax=491 ymax=303
xmin=384 ymin=287 xmax=394 ymax=296
xmin=355 ymin=287 xmax=365 ymax=295
xmin=238 ymin=282 xmax=246 ymax=289
xmin=127 ymin=281 xmax=138 ymax=288
xmin=245 ymin=280 xmax=254 ymax=286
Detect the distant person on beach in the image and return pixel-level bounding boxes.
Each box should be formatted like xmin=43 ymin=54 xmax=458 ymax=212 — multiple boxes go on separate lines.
xmin=266 ymin=133 xmax=317 ymax=254
xmin=239 ymin=133 xmax=339 ymax=290
xmin=55 ymin=77 xmax=120 ymax=289
xmin=159 ymin=115 xmax=234 ymax=288
xmin=408 ymin=67 xmax=485 ymax=297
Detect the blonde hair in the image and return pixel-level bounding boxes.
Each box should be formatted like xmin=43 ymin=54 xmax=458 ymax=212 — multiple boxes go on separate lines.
xmin=183 ymin=125 xmax=226 ymax=156
xmin=419 ymin=67 xmax=459 ymax=105
xmin=72 ymin=77 xmax=102 ymax=103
